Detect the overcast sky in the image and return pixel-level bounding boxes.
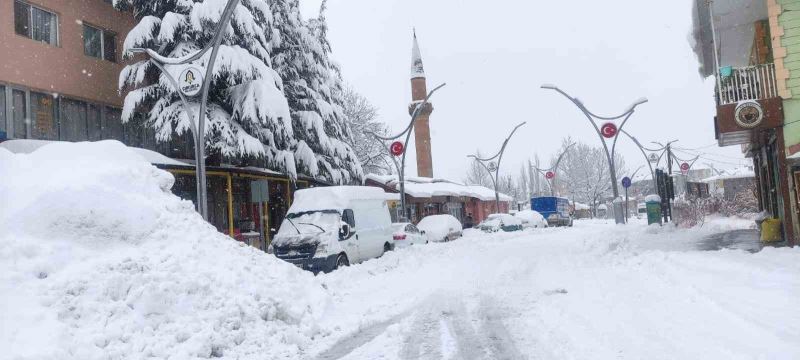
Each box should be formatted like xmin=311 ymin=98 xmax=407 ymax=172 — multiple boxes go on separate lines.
xmin=300 ymin=0 xmax=750 ymax=182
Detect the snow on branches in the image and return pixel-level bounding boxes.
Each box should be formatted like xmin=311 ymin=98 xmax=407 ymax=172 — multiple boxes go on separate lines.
xmin=116 ymin=0 xmax=363 ymax=184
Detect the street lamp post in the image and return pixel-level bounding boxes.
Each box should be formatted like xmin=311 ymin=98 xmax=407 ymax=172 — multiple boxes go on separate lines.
xmin=541 ymin=84 xmax=647 ymax=224
xmin=468 ymin=122 xmax=527 ymax=213
xmin=369 ymin=83 xmax=446 ymax=221
xmin=620 ymin=130 xmax=671 ymax=194
xmin=531 ymin=142 xmax=575 ymax=196
xmin=130 ymin=0 xmax=240 ymax=220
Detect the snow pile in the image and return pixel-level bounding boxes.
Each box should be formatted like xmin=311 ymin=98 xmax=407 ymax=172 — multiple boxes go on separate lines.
xmin=0 ymin=141 xmax=328 ymax=359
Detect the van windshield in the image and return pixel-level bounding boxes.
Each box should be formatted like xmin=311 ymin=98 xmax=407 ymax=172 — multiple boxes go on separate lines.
xmin=277 ymin=210 xmax=341 ymax=236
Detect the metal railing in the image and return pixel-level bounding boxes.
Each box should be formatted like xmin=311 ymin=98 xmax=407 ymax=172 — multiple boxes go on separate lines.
xmin=716 ymin=63 xmax=778 ymax=105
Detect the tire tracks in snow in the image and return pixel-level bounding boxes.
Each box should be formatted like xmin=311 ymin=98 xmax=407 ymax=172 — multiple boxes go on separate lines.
xmin=311 ymin=294 xmax=524 ymax=360
xmin=399 ymin=294 xmax=525 ymax=360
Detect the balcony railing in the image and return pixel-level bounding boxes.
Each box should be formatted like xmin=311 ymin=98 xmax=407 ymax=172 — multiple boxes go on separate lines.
xmin=716 ymin=63 xmax=778 ymax=106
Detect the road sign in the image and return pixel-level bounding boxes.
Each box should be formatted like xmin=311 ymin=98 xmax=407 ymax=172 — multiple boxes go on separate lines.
xmin=178 ymin=66 xmax=203 ymax=97
xmin=680 ymin=162 xmax=690 ymax=175
xmin=600 ymin=122 xmax=618 ymax=138
xmin=390 ymin=141 xmax=404 ymax=156
xmin=545 ymin=171 xmax=555 ymax=180
xmin=648 ymin=153 xmax=659 ymax=163
xmin=622 ymin=176 xmax=631 ymax=188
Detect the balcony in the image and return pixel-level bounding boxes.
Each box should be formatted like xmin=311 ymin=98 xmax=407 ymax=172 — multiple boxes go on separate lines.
xmin=713 ymin=63 xmax=783 ymax=147
xmin=716 ymin=63 xmax=777 ymax=106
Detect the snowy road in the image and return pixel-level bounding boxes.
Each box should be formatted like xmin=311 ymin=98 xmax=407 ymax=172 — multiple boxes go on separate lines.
xmin=307 ymin=219 xmax=800 ymax=360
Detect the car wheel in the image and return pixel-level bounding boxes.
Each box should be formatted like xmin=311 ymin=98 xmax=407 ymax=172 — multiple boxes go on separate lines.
xmin=384 ymin=242 xmax=393 ymax=253
xmin=335 ymin=253 xmax=349 ymax=269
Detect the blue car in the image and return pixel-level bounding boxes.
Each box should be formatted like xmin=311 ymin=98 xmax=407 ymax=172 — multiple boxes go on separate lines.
xmin=531 ymin=197 xmax=573 ymax=227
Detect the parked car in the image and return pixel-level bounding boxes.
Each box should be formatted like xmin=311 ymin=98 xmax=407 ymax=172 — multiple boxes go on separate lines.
xmin=514 ymin=210 xmax=548 ymax=228
xmin=479 ymin=213 xmax=523 ymax=232
xmin=531 ymin=196 xmax=573 ymax=227
xmin=270 ymin=186 xmax=394 ymax=273
xmin=417 ymin=214 xmax=463 ymax=242
xmin=390 ymin=222 xmax=428 ymax=249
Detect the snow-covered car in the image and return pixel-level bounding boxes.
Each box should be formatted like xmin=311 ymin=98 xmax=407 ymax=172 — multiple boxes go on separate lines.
xmin=416 ymin=214 xmax=463 ymax=242
xmin=514 ymin=210 xmax=548 ymax=228
xmin=390 ymin=222 xmax=428 ymax=249
xmin=271 ymin=186 xmax=394 ymax=273
xmin=479 ymin=213 xmax=523 ymax=232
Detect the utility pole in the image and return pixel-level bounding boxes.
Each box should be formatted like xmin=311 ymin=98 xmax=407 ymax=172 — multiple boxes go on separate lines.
xmin=531 ymin=142 xmax=575 ymax=197
xmin=541 ymin=84 xmax=647 ymax=224
xmin=129 ymin=0 xmax=240 ymax=220
xmin=469 ymin=122 xmax=527 ymax=213
xmin=369 ymin=83 xmax=446 ymax=221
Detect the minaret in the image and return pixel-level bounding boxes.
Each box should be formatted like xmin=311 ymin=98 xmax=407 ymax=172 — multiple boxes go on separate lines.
xmin=409 ymin=30 xmax=434 ymax=178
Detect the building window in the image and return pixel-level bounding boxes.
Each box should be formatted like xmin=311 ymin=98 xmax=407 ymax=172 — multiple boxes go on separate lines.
xmin=83 ymin=24 xmax=116 ymax=62
xmin=59 ymin=98 xmax=88 ymax=141
xmin=31 ymin=92 xmax=57 ymax=140
xmin=12 ymin=89 xmax=27 ymax=139
xmin=14 ymin=1 xmax=58 ymax=46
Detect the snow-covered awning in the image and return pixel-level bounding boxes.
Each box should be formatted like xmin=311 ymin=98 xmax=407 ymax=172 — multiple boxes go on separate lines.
xmin=0 ymin=139 xmax=189 ymax=167
xmin=365 ymin=174 xmax=513 ymax=202
xmin=700 ymin=167 xmax=755 ymax=183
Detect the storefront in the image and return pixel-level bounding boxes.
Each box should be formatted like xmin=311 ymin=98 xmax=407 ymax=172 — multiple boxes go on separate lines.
xmin=365 ymin=174 xmax=512 ymax=224
xmin=165 ymin=165 xmax=321 ymax=250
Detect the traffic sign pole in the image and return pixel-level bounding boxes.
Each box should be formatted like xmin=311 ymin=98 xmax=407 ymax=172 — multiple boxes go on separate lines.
xmin=621 ymin=176 xmax=632 ymax=224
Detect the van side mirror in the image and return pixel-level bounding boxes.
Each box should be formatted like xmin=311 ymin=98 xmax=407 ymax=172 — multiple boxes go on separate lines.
xmin=339 ymin=223 xmax=351 ymax=240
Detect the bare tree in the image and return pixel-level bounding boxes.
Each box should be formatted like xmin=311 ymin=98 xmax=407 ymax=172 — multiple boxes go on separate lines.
xmin=342 ymin=86 xmax=391 ymax=175
xmin=464 ymin=150 xmax=492 ymax=187
xmin=556 ymin=138 xmax=626 ymax=216
xmin=518 ymin=164 xmax=529 ymax=205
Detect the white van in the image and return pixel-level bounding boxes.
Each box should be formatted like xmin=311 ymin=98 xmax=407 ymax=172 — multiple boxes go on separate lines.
xmin=270 ymin=186 xmax=394 ymax=273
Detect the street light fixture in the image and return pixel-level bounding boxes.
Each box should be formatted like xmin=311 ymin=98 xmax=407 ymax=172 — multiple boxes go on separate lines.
xmin=369 ymin=83 xmax=446 ymax=221
xmin=468 ymin=122 xmax=527 ymax=212
xmin=619 ymin=129 xmax=671 ymax=194
xmin=531 ymin=142 xmax=575 ymax=196
xmin=541 ymin=84 xmax=647 ymax=224
xmin=129 ymin=0 xmax=240 ymax=220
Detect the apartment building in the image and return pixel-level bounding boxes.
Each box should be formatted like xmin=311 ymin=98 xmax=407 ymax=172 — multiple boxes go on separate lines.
xmin=0 ymin=0 xmax=139 ymax=144
xmin=692 ymin=0 xmax=800 ymax=245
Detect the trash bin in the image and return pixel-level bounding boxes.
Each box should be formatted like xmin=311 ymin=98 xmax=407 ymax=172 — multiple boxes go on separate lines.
xmin=760 ymin=218 xmax=782 ymax=243
xmin=645 ymin=194 xmax=662 ymax=225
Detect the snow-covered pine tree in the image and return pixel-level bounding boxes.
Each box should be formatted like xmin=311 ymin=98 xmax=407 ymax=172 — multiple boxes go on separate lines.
xmin=116 ymin=0 xmax=297 ymax=177
xmin=271 ymin=0 xmax=363 ymax=184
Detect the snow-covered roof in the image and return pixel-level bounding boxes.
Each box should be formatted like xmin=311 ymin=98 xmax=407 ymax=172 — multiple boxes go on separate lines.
xmin=290 ymin=186 xmax=394 ymax=213
xmin=570 ymin=201 xmax=590 ymax=210
xmin=701 ymin=167 xmax=755 ymax=183
xmin=410 ymin=31 xmax=425 ymax=79
xmin=0 ymin=139 xmax=189 ymax=167
xmin=365 ymin=174 xmax=513 ymax=202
